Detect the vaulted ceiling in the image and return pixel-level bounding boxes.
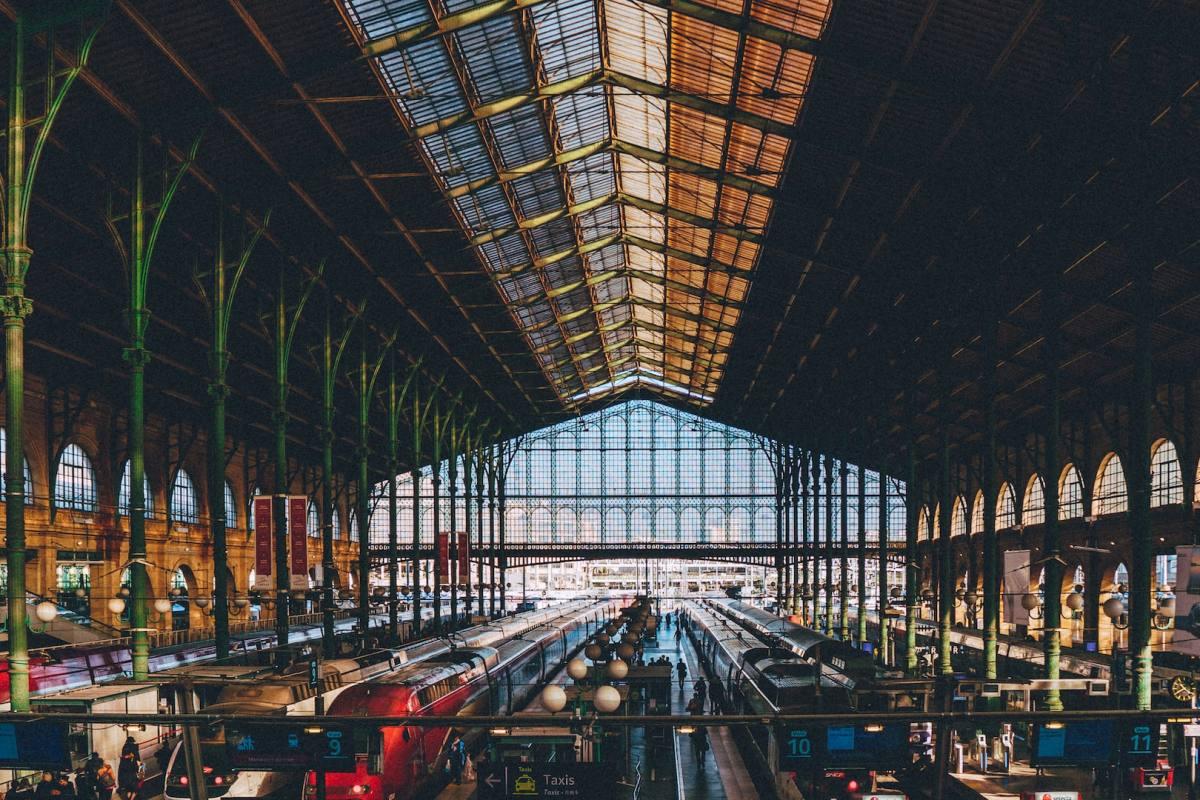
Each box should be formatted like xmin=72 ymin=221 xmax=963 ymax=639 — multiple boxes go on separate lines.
xmin=4 ymin=0 xmax=1199 ymax=471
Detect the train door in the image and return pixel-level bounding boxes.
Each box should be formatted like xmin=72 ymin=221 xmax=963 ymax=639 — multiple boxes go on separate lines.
xmin=402 ymin=694 xmax=426 ymax=785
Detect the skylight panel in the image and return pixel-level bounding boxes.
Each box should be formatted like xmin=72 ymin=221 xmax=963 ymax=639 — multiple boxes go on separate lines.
xmin=343 ymin=0 xmax=430 ymax=41
xmin=616 ymin=153 xmax=665 ymax=205
xmin=419 ymin=125 xmax=493 ymax=188
xmin=533 ymin=0 xmax=602 ymax=80
xmin=553 ymin=92 xmax=610 ymax=151
xmin=604 ymin=0 xmax=668 ymax=83
xmin=612 ymin=90 xmax=667 ymax=152
xmin=622 ymin=205 xmax=665 ymax=245
xmin=455 ymin=16 xmax=531 ymax=104
xmin=566 ymin=151 xmax=617 ymax=204
xmin=489 ymin=105 xmax=554 ymax=169
xmin=377 ymin=43 xmax=466 ymax=128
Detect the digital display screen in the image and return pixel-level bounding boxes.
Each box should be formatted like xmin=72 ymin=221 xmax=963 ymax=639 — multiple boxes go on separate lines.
xmin=226 ymin=723 xmax=355 ymax=772
xmin=779 ymin=724 xmax=909 ymax=771
xmin=1031 ymin=721 xmax=1115 ymax=767
xmin=0 ymin=721 xmax=70 ymax=769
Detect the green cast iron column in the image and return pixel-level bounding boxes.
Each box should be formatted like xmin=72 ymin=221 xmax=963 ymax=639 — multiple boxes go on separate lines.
xmin=498 ymin=441 xmax=508 ymax=615
xmin=475 ymin=437 xmax=486 ymax=617
xmin=938 ymin=430 xmax=954 ymax=676
xmin=905 ymin=435 xmax=920 ymax=676
xmin=857 ymin=463 xmax=867 ymax=646
xmin=839 ymin=461 xmax=849 ymax=640
xmin=354 ymin=327 xmax=393 ymax=641
xmin=203 ymin=202 xmax=263 ymax=660
xmin=3 ymin=12 xmax=33 ymax=714
xmin=810 ymin=450 xmax=820 ymax=626
xmin=431 ymin=404 xmax=444 ymax=628
xmin=488 ymin=446 xmax=498 ymax=616
xmin=1042 ymin=278 xmax=1064 ymax=710
xmin=319 ymin=300 xmax=356 ymax=654
xmin=774 ymin=443 xmax=785 ymax=612
xmin=798 ymin=452 xmax=809 ymax=622
xmin=1130 ymin=265 xmax=1154 ymax=711
xmin=410 ymin=386 xmax=424 ymax=638
xmin=824 ymin=454 xmax=834 ymax=635
xmin=462 ymin=430 xmax=473 ymax=618
xmin=270 ymin=268 xmax=317 ymax=655
xmin=125 ymin=158 xmax=150 ymax=682
xmin=5 ymin=9 xmax=101 ymax=709
xmin=447 ymin=418 xmax=459 ymax=626
xmin=878 ymin=464 xmax=889 ymax=664
xmin=982 ymin=320 xmax=999 ymax=681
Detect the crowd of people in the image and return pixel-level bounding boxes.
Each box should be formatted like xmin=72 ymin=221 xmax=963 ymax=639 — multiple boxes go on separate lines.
xmin=4 ymin=737 xmax=145 ymax=800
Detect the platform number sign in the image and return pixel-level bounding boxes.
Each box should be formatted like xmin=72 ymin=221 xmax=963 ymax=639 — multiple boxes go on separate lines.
xmin=779 ymin=728 xmax=814 ymax=770
xmin=1121 ymin=720 xmax=1159 ymax=768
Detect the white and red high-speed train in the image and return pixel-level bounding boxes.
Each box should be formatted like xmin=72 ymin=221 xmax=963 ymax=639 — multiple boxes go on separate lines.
xmin=164 ymin=601 xmax=604 ymax=799
xmin=306 ymin=601 xmax=613 ymax=800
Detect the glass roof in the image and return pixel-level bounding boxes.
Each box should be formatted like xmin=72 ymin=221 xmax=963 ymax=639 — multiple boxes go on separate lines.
xmin=341 ymin=0 xmax=832 ymax=407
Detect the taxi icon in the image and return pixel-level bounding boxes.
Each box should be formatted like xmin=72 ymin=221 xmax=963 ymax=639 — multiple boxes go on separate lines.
xmin=513 ymin=774 xmax=537 ymax=794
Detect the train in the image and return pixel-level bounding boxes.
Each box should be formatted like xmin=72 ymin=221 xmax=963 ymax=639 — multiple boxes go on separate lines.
xmin=306 ymin=601 xmax=615 ymax=800
xmin=164 ymin=601 xmax=604 ymax=799
xmin=684 ymin=601 xmax=918 ymax=800
xmin=0 ymin=611 xmax=394 ymax=707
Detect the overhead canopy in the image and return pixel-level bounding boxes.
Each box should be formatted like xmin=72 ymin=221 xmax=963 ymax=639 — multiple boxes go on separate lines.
xmin=341 ymin=0 xmax=832 ymax=407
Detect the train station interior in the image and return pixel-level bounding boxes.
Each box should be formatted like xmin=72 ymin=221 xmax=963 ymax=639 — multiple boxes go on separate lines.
xmin=0 ymin=0 xmax=1198 ymax=798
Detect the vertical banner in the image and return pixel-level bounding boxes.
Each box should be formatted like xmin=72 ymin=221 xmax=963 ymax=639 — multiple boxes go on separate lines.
xmin=458 ymin=532 xmax=469 ymax=582
xmin=288 ymin=496 xmax=309 ymax=591
xmin=436 ymin=532 xmax=450 ymax=583
xmin=253 ymin=496 xmax=273 ymax=590
xmin=1003 ymin=549 xmax=1031 ymax=626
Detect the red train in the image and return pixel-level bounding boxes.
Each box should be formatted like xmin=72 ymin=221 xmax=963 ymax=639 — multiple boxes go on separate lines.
xmin=307 ymin=602 xmax=611 ymax=800
xmin=0 ymin=614 xmax=381 ymax=705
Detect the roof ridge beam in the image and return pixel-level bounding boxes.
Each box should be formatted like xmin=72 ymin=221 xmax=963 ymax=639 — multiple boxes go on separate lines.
xmin=363 ymin=0 xmax=818 ymax=57
xmin=411 ymin=70 xmax=789 ymax=141
xmin=468 ymin=191 xmax=764 ymax=246
xmin=447 ymin=137 xmax=774 ymax=200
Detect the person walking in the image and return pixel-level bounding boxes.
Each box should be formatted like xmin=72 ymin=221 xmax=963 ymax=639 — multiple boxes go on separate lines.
xmin=93 ymin=763 xmax=115 ymax=800
xmin=690 ymin=727 xmax=710 ymax=769
xmin=693 ymin=677 xmax=707 ymax=711
xmin=708 ymin=676 xmax=724 ymax=714
xmin=676 ymin=658 xmax=688 ymax=689
xmin=674 ymin=624 xmax=682 ymax=647
xmin=117 ymin=737 xmax=141 ymax=800
xmin=443 ymin=734 xmax=467 ymax=785
xmin=74 ymin=769 xmax=97 ymax=800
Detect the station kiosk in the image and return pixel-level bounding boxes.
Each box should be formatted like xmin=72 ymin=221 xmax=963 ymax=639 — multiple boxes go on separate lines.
xmin=31 ymin=682 xmax=164 ymax=769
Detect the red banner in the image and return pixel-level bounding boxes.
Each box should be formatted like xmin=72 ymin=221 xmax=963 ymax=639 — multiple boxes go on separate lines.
xmin=458 ymin=532 xmax=469 ymax=581
xmin=436 ymin=532 xmax=449 ymax=583
xmin=288 ymin=496 xmax=308 ymax=591
xmin=253 ymin=496 xmax=273 ymax=590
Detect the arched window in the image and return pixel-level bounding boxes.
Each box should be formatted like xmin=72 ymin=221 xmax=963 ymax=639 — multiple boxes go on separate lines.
xmin=331 ymin=507 xmax=341 ymax=540
xmin=1094 ymin=453 xmax=1128 ymax=515
xmin=117 ymin=460 xmax=154 ymax=518
xmin=970 ymin=491 xmax=984 ymax=534
xmin=1059 ymin=465 xmax=1084 ymax=520
xmin=0 ymin=428 xmax=34 ymax=504
xmin=55 ymin=443 xmax=97 ymax=511
xmin=1022 ymin=475 xmax=1045 ymax=526
xmin=248 ymin=486 xmax=261 ymax=530
xmin=931 ymin=503 xmax=941 ymax=540
xmin=308 ymin=500 xmax=320 ymax=538
xmin=951 ymin=497 xmax=967 ymax=537
xmin=917 ymin=506 xmax=929 ymax=542
xmin=224 ymin=481 xmax=238 ymax=529
xmin=349 ymin=511 xmax=359 ymax=543
xmin=1150 ymin=439 xmax=1184 ymax=507
xmin=170 ymin=470 xmax=200 ymax=524
xmin=996 ymin=483 xmax=1016 ymax=529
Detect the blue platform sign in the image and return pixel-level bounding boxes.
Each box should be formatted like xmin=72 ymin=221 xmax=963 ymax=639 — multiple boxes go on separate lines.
xmin=226 ymin=723 xmax=355 ymax=772
xmin=1120 ymin=719 xmax=1160 ymax=768
xmin=1031 ymin=721 xmax=1115 ymax=767
xmin=0 ymin=721 xmax=70 ymax=770
xmin=778 ymin=724 xmax=909 ymax=772
xmin=778 ymin=727 xmax=814 ymax=769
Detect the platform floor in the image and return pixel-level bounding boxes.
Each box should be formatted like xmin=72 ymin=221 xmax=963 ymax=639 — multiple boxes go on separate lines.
xmin=645 ymin=615 xmax=755 ymax=800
